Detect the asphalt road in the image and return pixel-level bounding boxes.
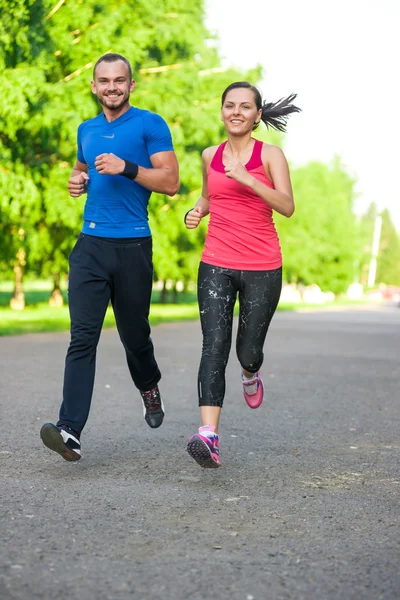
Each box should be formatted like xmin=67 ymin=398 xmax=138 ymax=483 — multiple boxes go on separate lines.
xmin=1 ymin=305 xmax=399 ymax=600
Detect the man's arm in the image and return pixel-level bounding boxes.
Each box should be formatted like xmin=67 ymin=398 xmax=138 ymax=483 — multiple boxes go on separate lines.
xmin=135 ymin=150 xmax=179 ymax=196
xmin=94 ymin=150 xmax=179 ymax=197
xmin=71 ymin=159 xmax=88 ymax=177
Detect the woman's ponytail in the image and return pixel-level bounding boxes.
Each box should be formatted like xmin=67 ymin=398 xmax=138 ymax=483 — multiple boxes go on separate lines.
xmin=260 ymin=93 xmax=301 ymax=132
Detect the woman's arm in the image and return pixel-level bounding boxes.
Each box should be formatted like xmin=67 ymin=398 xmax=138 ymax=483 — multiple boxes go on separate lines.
xmin=185 ymin=146 xmax=216 ymax=229
xmin=224 ymin=144 xmax=295 ymax=218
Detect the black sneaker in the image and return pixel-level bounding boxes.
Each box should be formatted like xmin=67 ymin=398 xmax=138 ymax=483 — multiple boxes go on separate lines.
xmin=140 ymin=385 xmax=165 ymax=428
xmin=40 ymin=423 xmax=81 ymax=461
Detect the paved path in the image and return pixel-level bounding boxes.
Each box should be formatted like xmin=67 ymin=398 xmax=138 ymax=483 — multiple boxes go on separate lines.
xmin=1 ymin=306 xmax=399 ymax=600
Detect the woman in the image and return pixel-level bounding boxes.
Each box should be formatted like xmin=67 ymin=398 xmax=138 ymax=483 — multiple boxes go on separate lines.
xmin=184 ymin=81 xmax=300 ymax=469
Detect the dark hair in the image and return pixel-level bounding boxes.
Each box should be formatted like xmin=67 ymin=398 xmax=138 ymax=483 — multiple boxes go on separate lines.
xmin=221 ymin=81 xmax=301 ymax=132
xmin=93 ymin=53 xmax=133 ymax=81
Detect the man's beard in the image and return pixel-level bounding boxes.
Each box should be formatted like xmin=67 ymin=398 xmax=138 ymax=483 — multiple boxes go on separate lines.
xmin=98 ymin=91 xmax=130 ymax=111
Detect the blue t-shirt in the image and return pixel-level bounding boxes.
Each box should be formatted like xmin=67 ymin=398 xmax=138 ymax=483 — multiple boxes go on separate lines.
xmin=77 ymin=106 xmax=174 ymax=237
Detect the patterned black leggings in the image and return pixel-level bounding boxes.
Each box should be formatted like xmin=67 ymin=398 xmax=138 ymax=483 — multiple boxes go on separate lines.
xmin=197 ymin=262 xmax=282 ymax=407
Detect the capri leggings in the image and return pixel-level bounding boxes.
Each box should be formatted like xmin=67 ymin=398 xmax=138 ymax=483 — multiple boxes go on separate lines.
xmin=197 ymin=261 xmax=282 ymax=407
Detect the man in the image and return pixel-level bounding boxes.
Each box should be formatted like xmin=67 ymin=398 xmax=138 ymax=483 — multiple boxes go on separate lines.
xmin=40 ymin=53 xmax=179 ymax=461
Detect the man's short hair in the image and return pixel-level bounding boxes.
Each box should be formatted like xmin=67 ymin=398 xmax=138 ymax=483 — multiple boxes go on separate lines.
xmin=93 ymin=53 xmax=133 ymax=81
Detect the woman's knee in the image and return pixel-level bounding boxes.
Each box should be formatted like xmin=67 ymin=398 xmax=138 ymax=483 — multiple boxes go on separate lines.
xmin=238 ymin=348 xmax=264 ymax=373
xmin=202 ymin=337 xmax=230 ymax=364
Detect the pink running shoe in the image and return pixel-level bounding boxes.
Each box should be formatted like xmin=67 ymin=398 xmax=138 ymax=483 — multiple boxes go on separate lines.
xmin=187 ymin=425 xmax=220 ymax=468
xmin=242 ymin=371 xmax=264 ymax=409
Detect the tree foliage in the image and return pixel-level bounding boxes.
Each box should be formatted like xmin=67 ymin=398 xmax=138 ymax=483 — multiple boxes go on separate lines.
xmin=376 ymin=209 xmax=400 ymax=287
xmin=274 ymin=157 xmax=358 ymax=293
xmin=1 ymin=0 xmax=398 ymax=301
xmin=354 ymin=203 xmax=400 ymax=288
xmin=0 ymin=0 xmax=255 ymax=294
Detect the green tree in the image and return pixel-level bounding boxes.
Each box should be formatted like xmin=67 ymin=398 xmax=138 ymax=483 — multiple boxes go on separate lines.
xmin=6 ymin=1 xmax=363 ymax=303
xmin=0 ymin=0 xmax=256 ymax=303
xmin=0 ymin=0 xmax=50 ymax=301
xmin=355 ymin=204 xmax=400 ymax=288
xmin=376 ymin=209 xmax=400 ymax=286
xmin=355 ymin=202 xmax=378 ymax=286
xmin=275 ymin=158 xmax=358 ymax=293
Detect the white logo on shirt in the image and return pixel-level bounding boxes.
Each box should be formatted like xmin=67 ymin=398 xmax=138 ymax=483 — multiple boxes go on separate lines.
xmin=101 ymin=134 xmax=115 ymax=139
xmin=89 ymin=222 xmax=96 ymax=229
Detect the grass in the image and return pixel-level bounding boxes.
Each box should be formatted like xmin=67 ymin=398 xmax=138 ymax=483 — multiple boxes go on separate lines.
xmin=0 ymin=303 xmax=204 ymax=336
xmin=0 ymin=290 xmax=299 ymax=337
xmin=0 ymin=281 xmax=205 ymax=335
xmin=0 ymin=299 xmax=367 ymax=337
xmin=0 ymin=286 xmax=198 ymax=308
xmin=0 ymin=280 xmax=373 ymax=337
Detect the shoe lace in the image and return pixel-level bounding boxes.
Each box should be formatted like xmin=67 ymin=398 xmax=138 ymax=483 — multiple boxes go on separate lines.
xmin=200 ymin=432 xmax=219 ymax=453
xmin=243 ymin=379 xmax=259 ymax=396
xmin=142 ymin=387 xmax=161 ymax=410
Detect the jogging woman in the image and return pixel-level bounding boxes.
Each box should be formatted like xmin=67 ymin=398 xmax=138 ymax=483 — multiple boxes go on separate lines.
xmin=185 ymin=81 xmax=300 ymax=468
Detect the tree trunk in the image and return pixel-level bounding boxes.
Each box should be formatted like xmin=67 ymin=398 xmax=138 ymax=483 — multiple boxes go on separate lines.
xmin=10 ymin=248 xmax=25 ymax=310
xmin=49 ymin=272 xmax=64 ymax=307
xmin=160 ymin=281 xmax=168 ymax=304
xmin=172 ymin=284 xmax=178 ymax=304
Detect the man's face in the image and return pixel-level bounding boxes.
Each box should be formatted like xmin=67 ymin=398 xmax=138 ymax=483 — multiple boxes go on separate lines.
xmin=91 ymin=60 xmax=135 ymax=111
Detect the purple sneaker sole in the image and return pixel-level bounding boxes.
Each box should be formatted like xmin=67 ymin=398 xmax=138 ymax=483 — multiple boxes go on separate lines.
xmin=187 ymin=436 xmax=220 ymax=469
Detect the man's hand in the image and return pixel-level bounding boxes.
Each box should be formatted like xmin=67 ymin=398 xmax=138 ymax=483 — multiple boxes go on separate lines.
xmin=95 ymin=153 xmax=125 ymax=175
xmin=68 ymin=172 xmax=89 ymax=197
xmin=185 ymin=207 xmax=203 ymax=229
xmin=224 ymin=157 xmax=253 ymax=187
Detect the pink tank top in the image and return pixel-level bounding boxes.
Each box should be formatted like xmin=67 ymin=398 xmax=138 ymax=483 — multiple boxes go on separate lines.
xmin=201 ymin=139 xmax=282 ymax=270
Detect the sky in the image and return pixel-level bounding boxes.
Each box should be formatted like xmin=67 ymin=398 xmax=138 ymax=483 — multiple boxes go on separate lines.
xmin=205 ymin=0 xmax=400 ymax=230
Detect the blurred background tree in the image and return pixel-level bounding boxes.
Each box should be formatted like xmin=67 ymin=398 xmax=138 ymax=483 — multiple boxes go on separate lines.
xmin=0 ymin=0 xmax=399 ymax=307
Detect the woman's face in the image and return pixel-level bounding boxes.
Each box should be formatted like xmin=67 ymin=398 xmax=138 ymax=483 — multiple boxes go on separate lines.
xmin=221 ymin=88 xmax=261 ymax=135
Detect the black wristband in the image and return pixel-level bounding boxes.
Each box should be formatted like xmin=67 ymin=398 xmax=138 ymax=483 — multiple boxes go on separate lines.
xmin=184 ymin=208 xmax=195 ymax=224
xmin=121 ymin=160 xmax=139 ymax=180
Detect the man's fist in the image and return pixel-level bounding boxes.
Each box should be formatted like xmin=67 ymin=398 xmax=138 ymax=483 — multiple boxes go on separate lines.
xmin=68 ymin=172 xmax=89 ymax=197
xmin=95 ymin=153 xmax=125 ymax=175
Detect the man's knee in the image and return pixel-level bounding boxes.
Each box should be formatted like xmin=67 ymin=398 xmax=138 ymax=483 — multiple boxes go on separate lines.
xmin=69 ymin=324 xmax=102 ymax=353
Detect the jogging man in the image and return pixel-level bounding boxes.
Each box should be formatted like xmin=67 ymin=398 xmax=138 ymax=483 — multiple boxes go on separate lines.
xmin=40 ymin=53 xmax=179 ymax=461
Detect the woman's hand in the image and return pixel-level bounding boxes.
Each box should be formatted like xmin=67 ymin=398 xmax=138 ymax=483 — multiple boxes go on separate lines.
xmin=224 ymin=157 xmax=253 ymax=187
xmin=185 ymin=207 xmax=203 ymax=229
